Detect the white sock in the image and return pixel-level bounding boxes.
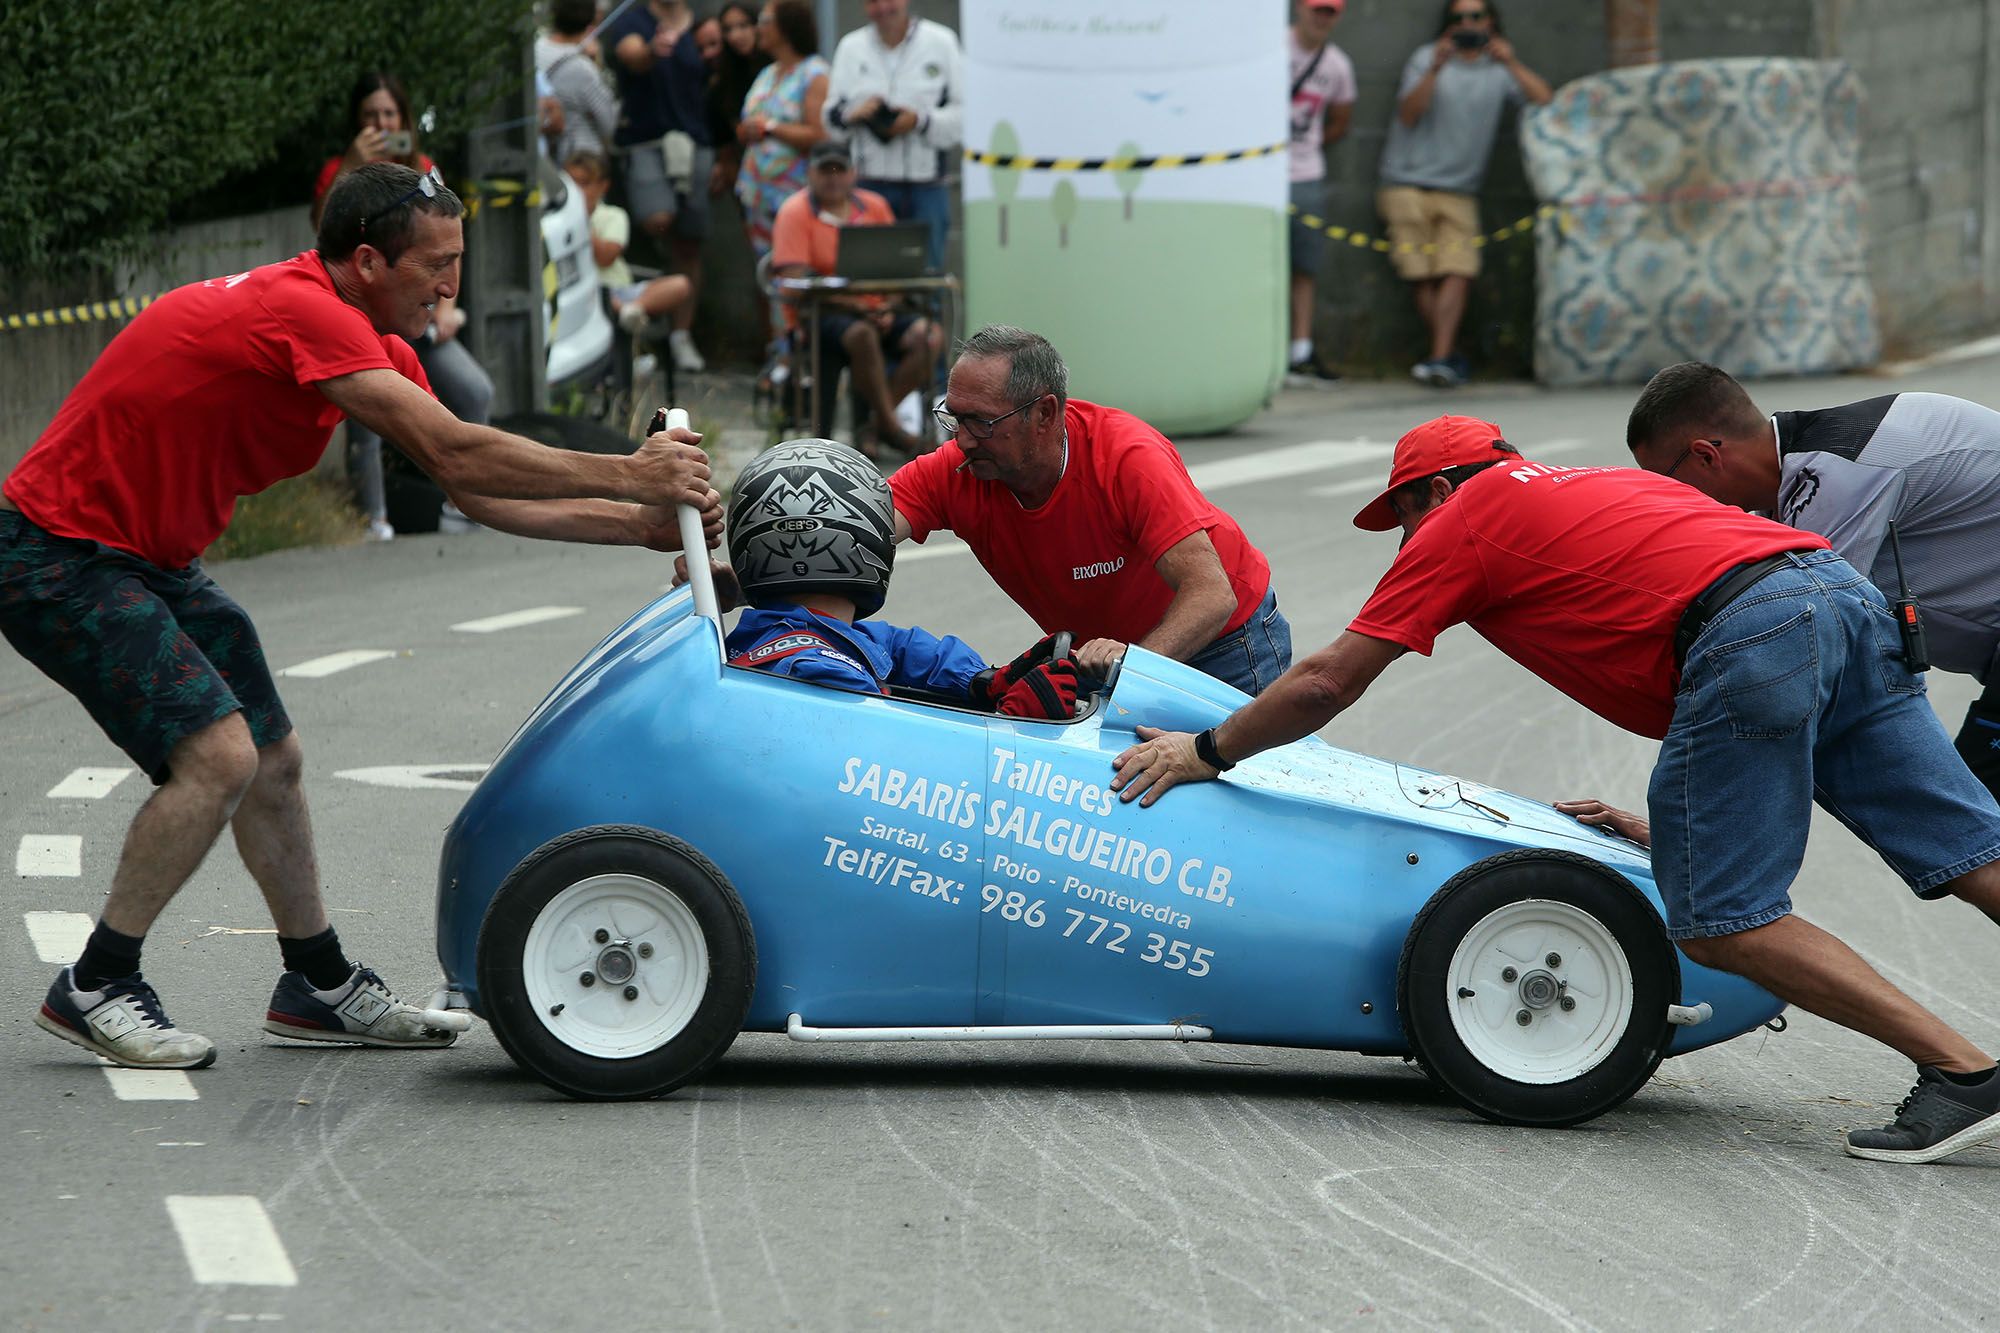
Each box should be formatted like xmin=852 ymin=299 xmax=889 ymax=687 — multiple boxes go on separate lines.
xmin=1289 ymin=338 xmax=1312 ymax=364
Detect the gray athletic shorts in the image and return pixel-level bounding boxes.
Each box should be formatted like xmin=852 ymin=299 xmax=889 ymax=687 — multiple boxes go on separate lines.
xmin=622 ymin=138 xmax=714 ymax=241
xmin=1288 ymin=179 xmax=1329 ymax=276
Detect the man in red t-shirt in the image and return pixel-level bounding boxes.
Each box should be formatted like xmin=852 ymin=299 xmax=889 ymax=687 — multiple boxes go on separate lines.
xmin=772 ymin=139 xmax=945 ymax=456
xmin=1113 ymin=415 xmax=2000 ymax=1164
xmin=890 ymin=324 xmax=1289 ymax=695
xmin=0 ymin=162 xmax=721 ymax=1075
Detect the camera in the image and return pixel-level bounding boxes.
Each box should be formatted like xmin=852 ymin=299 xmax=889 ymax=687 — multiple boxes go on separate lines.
xmin=383 ymin=129 xmax=413 ymax=156
xmin=1451 ymin=28 xmax=1489 ymax=49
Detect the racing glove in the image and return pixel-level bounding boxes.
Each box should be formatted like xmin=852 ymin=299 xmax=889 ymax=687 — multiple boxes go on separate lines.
xmin=975 ymin=633 xmax=1063 ymax=706
xmin=996 ymin=658 xmax=1081 ymax=720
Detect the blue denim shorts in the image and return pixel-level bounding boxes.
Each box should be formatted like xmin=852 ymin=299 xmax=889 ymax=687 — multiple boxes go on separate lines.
xmin=1649 ymin=549 xmax=2000 ymax=940
xmin=1186 ymin=586 xmax=1292 ymax=697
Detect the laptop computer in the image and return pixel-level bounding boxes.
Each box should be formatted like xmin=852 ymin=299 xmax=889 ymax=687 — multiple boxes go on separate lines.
xmin=833 ymin=222 xmax=931 ymax=280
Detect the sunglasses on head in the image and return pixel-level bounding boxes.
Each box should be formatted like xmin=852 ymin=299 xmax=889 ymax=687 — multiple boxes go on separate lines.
xmin=359 ymin=166 xmax=445 ymax=240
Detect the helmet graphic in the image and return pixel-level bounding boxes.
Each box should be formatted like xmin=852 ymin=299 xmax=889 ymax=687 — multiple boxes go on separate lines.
xmin=727 ymin=439 xmax=897 ymax=617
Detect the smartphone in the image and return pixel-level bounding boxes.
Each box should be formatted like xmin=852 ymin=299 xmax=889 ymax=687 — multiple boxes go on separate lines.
xmin=383 ymin=129 xmax=414 ymax=156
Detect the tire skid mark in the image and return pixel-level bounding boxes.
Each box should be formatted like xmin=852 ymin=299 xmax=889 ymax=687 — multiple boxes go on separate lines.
xmin=728 ymin=1086 xmax=799 ymax=1325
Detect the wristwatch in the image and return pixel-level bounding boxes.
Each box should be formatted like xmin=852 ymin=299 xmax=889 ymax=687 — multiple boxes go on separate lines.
xmin=1194 ymin=728 xmax=1235 ymax=772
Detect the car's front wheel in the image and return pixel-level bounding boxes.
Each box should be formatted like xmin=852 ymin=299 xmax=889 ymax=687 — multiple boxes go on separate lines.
xmin=1397 ymin=849 xmax=1677 ymax=1127
xmin=477 ymin=826 xmax=755 ymax=1100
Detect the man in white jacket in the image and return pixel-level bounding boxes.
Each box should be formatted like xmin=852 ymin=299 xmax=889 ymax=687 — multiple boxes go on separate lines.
xmin=825 ymin=0 xmax=963 ymax=271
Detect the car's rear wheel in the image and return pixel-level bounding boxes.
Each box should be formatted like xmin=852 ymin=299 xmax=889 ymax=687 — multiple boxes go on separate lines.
xmin=477 ymin=826 xmax=755 ymax=1100
xmin=1397 ymin=849 xmax=1676 ymax=1127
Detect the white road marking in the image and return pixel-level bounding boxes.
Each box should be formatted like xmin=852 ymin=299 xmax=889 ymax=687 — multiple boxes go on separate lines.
xmin=333 ymin=763 xmax=490 ymax=792
xmin=101 ymin=1066 xmax=200 ymax=1101
xmin=24 ymin=911 xmax=93 ymax=963
xmin=16 ymin=835 xmax=81 ymax=877
xmin=1878 ymin=331 xmax=2000 ymax=377
xmin=46 ymin=767 xmax=134 ymax=799
xmin=1306 ymin=437 xmax=1594 ymax=498
xmin=1188 ymin=438 xmax=1393 ymax=492
xmin=451 ymin=605 xmax=584 ymax=634
xmin=166 ymin=1196 xmax=298 ymax=1287
xmin=899 ymin=537 xmax=973 ymax=563
xmin=275 ymin=649 xmax=396 ymax=679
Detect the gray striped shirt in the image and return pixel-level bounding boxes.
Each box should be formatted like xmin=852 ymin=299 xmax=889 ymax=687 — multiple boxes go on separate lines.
xmin=1775 ymin=391 xmax=2000 ymax=681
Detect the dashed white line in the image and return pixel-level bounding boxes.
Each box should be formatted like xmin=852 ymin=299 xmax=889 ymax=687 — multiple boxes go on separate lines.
xmin=46 ymin=767 xmax=135 ymax=799
xmin=24 ymin=910 xmax=93 ymax=963
xmin=275 ymin=649 xmax=397 ymax=679
xmin=1188 ymin=438 xmax=1392 ymax=491
xmin=451 ymin=605 xmax=584 ymax=634
xmin=16 ymin=835 xmax=82 ymax=877
xmin=165 ymin=1196 xmax=298 ymax=1286
xmin=101 ymin=1066 xmax=200 ymax=1101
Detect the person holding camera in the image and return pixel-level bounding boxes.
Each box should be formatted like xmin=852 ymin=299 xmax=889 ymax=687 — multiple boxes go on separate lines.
xmin=825 ymin=0 xmax=963 ymax=273
xmin=1377 ymin=0 xmax=1550 ymax=389
xmin=313 ymin=73 xmax=494 ymax=539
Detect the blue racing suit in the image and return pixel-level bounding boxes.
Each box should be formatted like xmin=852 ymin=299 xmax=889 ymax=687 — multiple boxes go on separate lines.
xmin=725 ymin=604 xmax=987 ymax=699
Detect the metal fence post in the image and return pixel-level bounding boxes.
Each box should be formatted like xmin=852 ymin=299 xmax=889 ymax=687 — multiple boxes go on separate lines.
xmin=464 ymin=31 xmax=547 ymax=417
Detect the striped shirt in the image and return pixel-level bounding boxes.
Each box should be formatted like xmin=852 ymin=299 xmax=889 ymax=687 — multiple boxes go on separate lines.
xmin=1775 ymin=392 xmax=2000 ymax=681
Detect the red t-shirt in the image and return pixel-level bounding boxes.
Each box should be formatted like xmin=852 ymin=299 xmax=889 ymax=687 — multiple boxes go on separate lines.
xmin=889 ymin=399 xmax=1272 ymax=644
xmin=3 ymin=251 xmax=429 ymax=568
xmin=1348 ymin=460 xmax=1827 ymax=738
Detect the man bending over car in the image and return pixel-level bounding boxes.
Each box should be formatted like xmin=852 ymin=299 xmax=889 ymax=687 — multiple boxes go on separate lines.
xmin=723 ymin=438 xmax=1081 ymax=719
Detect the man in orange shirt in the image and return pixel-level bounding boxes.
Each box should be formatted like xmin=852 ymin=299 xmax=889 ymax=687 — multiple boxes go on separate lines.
xmin=772 ymin=138 xmax=945 ymax=457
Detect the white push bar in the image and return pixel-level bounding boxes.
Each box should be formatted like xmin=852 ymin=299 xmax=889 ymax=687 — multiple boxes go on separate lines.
xmin=786 ymin=1012 xmax=1213 ymax=1043
xmin=662 ymin=406 xmax=721 ymax=623
xmin=1666 ymin=1002 xmax=1712 ymax=1027
xmin=421 ymin=984 xmax=475 ymax=1033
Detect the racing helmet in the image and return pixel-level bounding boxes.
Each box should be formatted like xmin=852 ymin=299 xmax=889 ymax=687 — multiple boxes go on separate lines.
xmin=727 ymin=438 xmax=897 ymax=617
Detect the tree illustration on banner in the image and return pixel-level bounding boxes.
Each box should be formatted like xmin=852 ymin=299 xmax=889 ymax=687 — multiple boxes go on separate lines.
xmin=990 ymin=121 xmax=1021 ymax=246
xmin=1051 ymin=180 xmax=1077 ymax=248
xmin=1114 ymin=141 xmax=1142 ymax=220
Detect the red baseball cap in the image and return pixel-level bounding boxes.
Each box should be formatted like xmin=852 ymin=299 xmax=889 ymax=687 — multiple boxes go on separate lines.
xmin=1305 ymin=0 xmax=1344 ymax=10
xmin=1352 ymin=415 xmax=1515 ymax=531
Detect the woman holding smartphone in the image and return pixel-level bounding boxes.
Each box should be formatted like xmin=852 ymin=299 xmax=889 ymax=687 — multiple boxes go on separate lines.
xmin=311 ymin=72 xmax=491 ymax=540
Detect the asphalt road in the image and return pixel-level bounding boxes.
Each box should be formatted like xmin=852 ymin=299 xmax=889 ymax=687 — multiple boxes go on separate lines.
xmin=5 ymin=357 xmax=1999 ymax=1331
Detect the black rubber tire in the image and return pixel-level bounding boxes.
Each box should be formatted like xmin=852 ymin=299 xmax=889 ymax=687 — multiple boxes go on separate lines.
xmin=1396 ymin=848 xmax=1677 ymax=1128
xmin=477 ymin=825 xmax=755 ymax=1101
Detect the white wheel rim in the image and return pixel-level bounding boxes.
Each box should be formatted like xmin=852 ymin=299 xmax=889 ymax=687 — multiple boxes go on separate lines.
xmin=1444 ymin=897 xmax=1633 ymax=1085
xmin=522 ymin=873 xmax=710 ymax=1059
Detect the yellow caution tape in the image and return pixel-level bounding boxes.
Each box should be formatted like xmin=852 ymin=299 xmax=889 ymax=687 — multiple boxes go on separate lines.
xmin=1288 ymin=201 xmax=1571 ymax=257
xmin=461 ymin=178 xmax=543 ymax=221
xmin=2 ymin=294 xmax=156 ymax=331
xmin=964 ymin=142 xmax=1286 ymax=172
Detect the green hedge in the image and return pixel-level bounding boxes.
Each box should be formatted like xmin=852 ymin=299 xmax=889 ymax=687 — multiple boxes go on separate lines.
xmin=0 ymin=0 xmax=539 ymax=273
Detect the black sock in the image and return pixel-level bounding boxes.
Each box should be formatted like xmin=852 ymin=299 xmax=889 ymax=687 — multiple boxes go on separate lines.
xmin=1938 ymin=1065 xmax=1999 ymax=1087
xmin=279 ymin=927 xmax=353 ymax=991
xmin=72 ymin=922 xmax=145 ymax=991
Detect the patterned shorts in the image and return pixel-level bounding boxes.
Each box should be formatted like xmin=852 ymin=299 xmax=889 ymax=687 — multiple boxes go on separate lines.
xmin=0 ymin=509 xmax=290 ymax=784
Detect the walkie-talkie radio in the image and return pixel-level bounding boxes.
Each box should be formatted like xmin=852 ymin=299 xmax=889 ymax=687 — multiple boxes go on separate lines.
xmin=1888 ymin=520 xmax=1929 ymax=674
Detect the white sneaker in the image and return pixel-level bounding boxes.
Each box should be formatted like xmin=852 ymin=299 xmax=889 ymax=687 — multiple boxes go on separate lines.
xmin=437 ymin=501 xmax=477 ymax=535
xmin=263 ymin=964 xmax=457 ymax=1049
xmin=668 ymin=329 xmax=706 ymax=373
xmin=617 ymin=301 xmax=651 ymax=337
xmin=366 ymin=518 xmax=395 ymax=542
xmin=37 ymin=967 xmax=216 ymax=1069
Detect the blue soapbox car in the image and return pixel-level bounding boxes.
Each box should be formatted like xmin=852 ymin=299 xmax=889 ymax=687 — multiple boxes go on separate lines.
xmin=432 ymin=565 xmax=1785 ymax=1125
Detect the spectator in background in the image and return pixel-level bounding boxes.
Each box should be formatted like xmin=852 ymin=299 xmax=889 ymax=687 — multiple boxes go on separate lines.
xmin=705 ymin=2 xmax=770 ymax=198
xmin=825 ymin=0 xmax=963 ymax=273
xmin=1285 ymin=0 xmax=1355 ymax=384
xmin=312 ymin=73 xmax=494 ymax=539
xmin=602 ymin=0 xmax=714 ymax=375
xmin=772 ymin=140 xmax=943 ymax=458
xmin=538 ymin=0 xmax=619 ymax=165
xmin=1378 ymin=0 xmax=1549 ymax=388
xmin=736 ymin=0 xmax=830 ymax=260
xmin=566 ymin=151 xmax=693 ymax=336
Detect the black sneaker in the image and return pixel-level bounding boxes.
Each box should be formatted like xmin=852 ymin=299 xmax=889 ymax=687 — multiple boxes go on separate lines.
xmin=1285 ymin=358 xmax=1341 ymax=387
xmin=1845 ymin=1065 xmax=2000 ymax=1163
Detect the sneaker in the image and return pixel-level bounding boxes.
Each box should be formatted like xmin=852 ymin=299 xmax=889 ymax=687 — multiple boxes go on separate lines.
xmin=263 ymin=964 xmax=457 ymax=1049
xmin=36 ymin=967 xmax=216 ymax=1069
xmin=366 ymin=518 xmax=395 ymax=542
xmin=1427 ymin=357 xmax=1467 ymax=388
xmin=1845 ymin=1066 xmax=2000 ymax=1164
xmin=616 ymin=301 xmax=651 ymax=337
xmin=1286 ymin=358 xmax=1341 ymax=388
xmin=437 ymin=500 xmax=477 ymax=535
xmin=668 ymin=329 xmax=706 ymax=374
xmin=1410 ymin=359 xmax=1443 ymax=386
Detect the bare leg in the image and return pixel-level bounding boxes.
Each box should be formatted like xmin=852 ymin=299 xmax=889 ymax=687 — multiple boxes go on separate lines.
xmin=842 ymin=320 xmax=918 ymax=452
xmin=667 ymin=238 xmax=703 ymax=333
xmin=1289 ymin=271 xmax=1315 ymax=347
xmin=1679 ymin=915 xmax=1990 ymax=1072
xmin=99 ymin=714 xmax=260 ymax=937
xmin=229 ymin=732 xmax=329 ymax=939
xmin=1429 ymin=273 xmax=1471 ymax=362
xmin=1945 ymin=858 xmax=2000 ymax=928
xmin=1411 ymin=278 xmax=1438 ymax=338
xmin=640 ymin=274 xmax=692 ymax=321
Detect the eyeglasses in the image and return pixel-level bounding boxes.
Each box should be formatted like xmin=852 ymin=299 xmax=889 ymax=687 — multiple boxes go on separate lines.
xmin=933 ymin=395 xmax=1044 ymax=441
xmin=1450 ymin=8 xmax=1489 ymax=22
xmin=1660 ymin=439 xmax=1719 ymax=480
xmin=359 ymin=166 xmax=445 ymax=241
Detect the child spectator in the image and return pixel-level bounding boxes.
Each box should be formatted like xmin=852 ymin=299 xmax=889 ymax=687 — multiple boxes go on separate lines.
xmin=565 ymin=151 xmax=693 ymax=336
